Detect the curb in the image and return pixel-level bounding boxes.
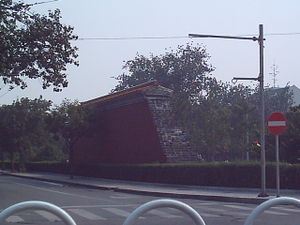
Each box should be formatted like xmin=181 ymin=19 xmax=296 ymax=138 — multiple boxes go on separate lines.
xmin=1 ymin=172 xmax=270 ymax=204
xmin=1 ymin=172 xmax=117 ymax=191
xmin=116 ymin=188 xmax=269 ymax=204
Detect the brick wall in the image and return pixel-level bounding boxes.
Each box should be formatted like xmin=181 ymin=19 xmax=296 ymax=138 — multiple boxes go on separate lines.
xmin=144 ymin=87 xmax=199 ymax=162
xmin=73 ymin=82 xmax=199 ymax=164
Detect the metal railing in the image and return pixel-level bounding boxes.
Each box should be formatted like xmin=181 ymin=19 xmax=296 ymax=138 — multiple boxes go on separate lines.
xmin=1 ymin=197 xmax=300 ymax=225
xmin=123 ymin=199 xmax=206 ymax=225
xmin=0 ymin=201 xmax=77 ymax=225
xmin=244 ymin=197 xmax=300 ymax=225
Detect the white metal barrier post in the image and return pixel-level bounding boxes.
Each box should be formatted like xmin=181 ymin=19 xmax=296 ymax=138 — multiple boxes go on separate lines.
xmin=244 ymin=197 xmax=300 ymax=225
xmin=123 ymin=199 xmax=206 ymax=225
xmin=0 ymin=201 xmax=77 ymax=225
xmin=2 ymin=197 xmax=300 ymax=225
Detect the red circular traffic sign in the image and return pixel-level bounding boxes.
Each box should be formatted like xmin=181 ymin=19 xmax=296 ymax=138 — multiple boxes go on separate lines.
xmin=267 ymin=112 xmax=287 ymax=135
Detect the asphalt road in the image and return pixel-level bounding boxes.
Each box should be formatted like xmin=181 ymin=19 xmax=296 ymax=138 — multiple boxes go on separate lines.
xmin=1 ymin=175 xmax=300 ymax=225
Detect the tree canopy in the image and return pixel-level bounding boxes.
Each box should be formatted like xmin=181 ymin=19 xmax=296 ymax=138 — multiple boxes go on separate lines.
xmin=0 ymin=0 xmax=78 ymax=91
xmin=113 ymin=43 xmax=214 ymax=100
xmin=0 ymin=97 xmax=52 ymax=170
xmin=112 ymin=43 xmax=294 ymax=161
xmin=0 ymin=97 xmax=93 ymax=171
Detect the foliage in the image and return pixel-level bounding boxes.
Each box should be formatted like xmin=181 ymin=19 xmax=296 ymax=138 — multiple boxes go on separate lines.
xmin=0 ymin=97 xmax=96 ymax=170
xmin=173 ymin=78 xmax=257 ymax=160
xmin=112 ymin=43 xmax=294 ymax=161
xmin=264 ymin=86 xmax=293 ymax=116
xmin=272 ymin=105 xmax=300 ymax=163
xmin=50 ymin=99 xmax=96 ymax=177
xmin=0 ymin=0 xmax=78 ymax=91
xmin=23 ymin=160 xmax=300 ymax=189
xmin=0 ymin=97 xmax=52 ymax=170
xmin=113 ymin=43 xmax=214 ymax=99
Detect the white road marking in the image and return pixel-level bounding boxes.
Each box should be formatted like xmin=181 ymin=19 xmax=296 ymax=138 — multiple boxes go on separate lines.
xmin=6 ymin=216 xmax=24 ymax=223
xmin=196 ymin=202 xmax=218 ymax=206
xmin=272 ymin=206 xmax=300 ymax=213
xmin=61 ymin=204 xmax=137 ymax=209
xmin=223 ymin=204 xmax=254 ymax=211
xmin=222 ymin=210 xmax=250 ymax=217
xmin=110 ymin=194 xmax=136 ymax=199
xmin=68 ymin=209 xmax=106 ymax=220
xmin=35 ymin=210 xmax=61 ymax=222
xmin=198 ymin=212 xmax=221 ymax=218
xmin=198 ymin=207 xmax=225 ymax=212
xmin=264 ymin=210 xmax=289 ymax=215
xmin=9 ymin=181 xmax=108 ymax=201
xmin=41 ymin=181 xmax=64 ymax=187
xmin=197 ymin=206 xmax=248 ymax=217
xmin=103 ymin=208 xmax=133 ymax=218
xmin=148 ymin=209 xmax=182 ymax=218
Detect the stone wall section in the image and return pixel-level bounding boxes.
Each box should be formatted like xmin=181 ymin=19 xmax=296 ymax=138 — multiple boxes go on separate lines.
xmin=144 ymin=88 xmax=199 ymax=162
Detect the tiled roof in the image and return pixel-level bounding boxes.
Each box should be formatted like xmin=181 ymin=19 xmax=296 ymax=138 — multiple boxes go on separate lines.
xmin=82 ymin=81 xmax=172 ymax=106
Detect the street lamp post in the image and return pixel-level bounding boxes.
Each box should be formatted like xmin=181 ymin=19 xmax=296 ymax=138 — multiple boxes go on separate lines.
xmin=189 ymin=24 xmax=267 ymax=196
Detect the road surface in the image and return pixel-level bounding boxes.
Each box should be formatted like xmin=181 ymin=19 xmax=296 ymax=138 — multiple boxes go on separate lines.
xmin=1 ymin=175 xmax=300 ymax=225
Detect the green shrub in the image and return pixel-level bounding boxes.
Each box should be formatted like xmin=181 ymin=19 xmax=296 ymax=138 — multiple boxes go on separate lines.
xmin=23 ymin=161 xmax=300 ymax=189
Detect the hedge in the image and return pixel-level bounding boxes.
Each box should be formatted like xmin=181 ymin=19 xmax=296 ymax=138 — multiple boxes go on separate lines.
xmin=8 ymin=161 xmax=299 ymax=189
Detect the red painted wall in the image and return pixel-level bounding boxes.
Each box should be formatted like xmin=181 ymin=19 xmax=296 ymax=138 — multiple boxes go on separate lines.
xmin=73 ymin=100 xmax=167 ymax=164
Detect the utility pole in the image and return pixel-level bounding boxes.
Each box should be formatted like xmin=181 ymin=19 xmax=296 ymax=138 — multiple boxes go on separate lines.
xmin=189 ymin=24 xmax=267 ymax=197
xmin=258 ymin=24 xmax=267 ymax=197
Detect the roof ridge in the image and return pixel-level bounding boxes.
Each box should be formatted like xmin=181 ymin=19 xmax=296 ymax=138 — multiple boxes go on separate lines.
xmin=83 ymin=80 xmax=163 ymax=106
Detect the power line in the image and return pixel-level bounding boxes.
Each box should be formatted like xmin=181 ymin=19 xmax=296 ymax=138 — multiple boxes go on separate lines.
xmin=76 ymin=32 xmax=300 ymax=41
xmin=77 ymin=36 xmax=187 ymax=41
xmin=265 ymin=32 xmax=300 ymax=36
xmin=0 ymin=86 xmax=15 ymax=99
xmin=28 ymin=0 xmax=59 ymax=7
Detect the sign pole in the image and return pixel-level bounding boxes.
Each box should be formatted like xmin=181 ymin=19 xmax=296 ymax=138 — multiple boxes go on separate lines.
xmin=267 ymin=112 xmax=287 ymax=197
xmin=275 ymin=135 xmax=280 ymax=197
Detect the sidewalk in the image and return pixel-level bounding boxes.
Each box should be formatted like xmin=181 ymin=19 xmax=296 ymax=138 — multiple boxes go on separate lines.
xmin=1 ymin=170 xmax=300 ymax=204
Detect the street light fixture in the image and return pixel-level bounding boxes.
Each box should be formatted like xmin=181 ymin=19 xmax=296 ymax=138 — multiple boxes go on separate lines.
xmin=189 ymin=24 xmax=267 ymax=197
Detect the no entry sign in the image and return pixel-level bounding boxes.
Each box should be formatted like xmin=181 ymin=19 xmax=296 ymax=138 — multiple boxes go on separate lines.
xmin=267 ymin=112 xmax=287 ymax=135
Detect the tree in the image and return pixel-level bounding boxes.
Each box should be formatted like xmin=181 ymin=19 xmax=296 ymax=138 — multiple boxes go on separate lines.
xmin=112 ymin=43 xmax=294 ymax=161
xmin=283 ymin=106 xmax=300 ymax=163
xmin=51 ymin=99 xmax=91 ymax=178
xmin=0 ymin=0 xmax=78 ymax=91
xmin=173 ymin=78 xmax=257 ymax=160
xmin=113 ymin=43 xmax=214 ymax=99
xmin=0 ymin=97 xmax=52 ymax=170
xmin=264 ymin=86 xmax=293 ymax=116
xmin=112 ymin=43 xmax=259 ymax=160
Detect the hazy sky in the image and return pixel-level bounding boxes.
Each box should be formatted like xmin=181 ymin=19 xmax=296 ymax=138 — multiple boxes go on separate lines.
xmin=1 ymin=0 xmax=300 ymax=105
